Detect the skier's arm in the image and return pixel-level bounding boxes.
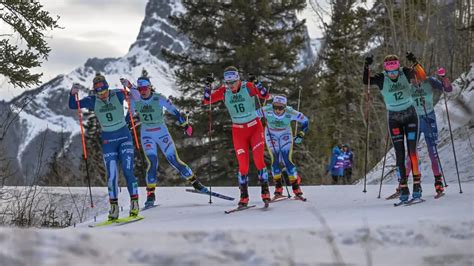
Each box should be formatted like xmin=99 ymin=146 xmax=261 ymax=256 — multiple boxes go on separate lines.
xmin=256 ymin=107 xmax=264 ymax=118
xmin=247 ymin=82 xmax=269 ymax=100
xmin=161 ymin=96 xmax=186 ymax=125
xmin=68 ymin=94 xmax=95 ymax=110
xmin=362 ymin=66 xmax=384 ymax=89
xmin=203 ymin=85 xmax=225 ymax=105
xmin=290 ymin=110 xmax=309 ymax=134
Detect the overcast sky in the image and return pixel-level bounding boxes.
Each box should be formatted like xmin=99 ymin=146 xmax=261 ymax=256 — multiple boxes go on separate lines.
xmin=0 ymin=0 xmax=147 ymax=101
xmin=0 ymin=0 xmax=324 ymax=101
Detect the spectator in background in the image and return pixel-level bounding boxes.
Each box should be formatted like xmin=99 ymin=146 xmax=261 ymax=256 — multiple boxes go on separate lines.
xmin=342 ymin=144 xmax=353 ymax=184
xmin=326 ymin=145 xmax=344 ymax=184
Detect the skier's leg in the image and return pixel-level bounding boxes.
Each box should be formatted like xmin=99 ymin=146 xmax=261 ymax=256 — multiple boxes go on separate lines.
xmin=232 ymin=125 xmax=250 ymax=176
xmin=388 ymin=112 xmax=409 ymax=201
xmin=280 ymin=131 xmax=302 ymax=195
xmin=405 ymin=109 xmax=422 ymax=199
xmin=232 ymin=124 xmax=251 ymax=205
xmin=265 ymin=128 xmax=283 ymax=195
xmin=141 ymin=130 xmax=158 ymax=206
xmin=424 ymin=112 xmax=443 ymax=193
xmin=102 ymin=137 xmax=120 ymax=220
xmin=250 ymin=120 xmax=270 ymax=201
xmin=118 ymin=137 xmax=139 ymax=216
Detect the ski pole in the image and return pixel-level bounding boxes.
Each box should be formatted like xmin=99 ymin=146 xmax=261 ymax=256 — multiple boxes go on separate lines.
xmin=377 ymin=131 xmax=390 ymax=199
xmin=442 ymin=89 xmax=463 ymax=193
xmin=294 ymin=86 xmax=303 ymax=137
xmin=255 ymin=82 xmax=292 ymax=198
xmin=74 ymin=91 xmax=94 ymax=208
xmin=122 ymin=86 xmax=140 ymax=150
xmin=205 ymin=73 xmax=214 ymax=204
xmin=363 ymin=68 xmax=371 ymax=193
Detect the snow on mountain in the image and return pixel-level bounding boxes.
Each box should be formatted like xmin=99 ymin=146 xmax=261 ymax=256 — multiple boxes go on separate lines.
xmin=363 ymin=63 xmax=474 ymax=191
xmin=1 ymin=184 xmax=473 ymax=265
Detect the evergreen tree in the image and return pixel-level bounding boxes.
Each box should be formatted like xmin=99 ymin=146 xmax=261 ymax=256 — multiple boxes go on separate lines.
xmin=0 ymin=1 xmax=60 ymax=87
xmin=301 ymin=0 xmax=386 ymax=183
xmin=163 ymin=0 xmax=308 ymax=184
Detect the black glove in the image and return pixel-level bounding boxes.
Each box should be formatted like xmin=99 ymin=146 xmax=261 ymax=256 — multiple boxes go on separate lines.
xmin=248 ymin=73 xmax=256 ymax=82
xmin=406 ymin=52 xmax=417 ymax=63
xmin=364 ymin=55 xmax=373 ymax=66
xmin=205 ymin=73 xmax=214 ymax=85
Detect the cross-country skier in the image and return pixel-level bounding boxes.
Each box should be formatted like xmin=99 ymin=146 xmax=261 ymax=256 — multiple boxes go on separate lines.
xmin=256 ymin=95 xmax=309 ymax=200
xmin=363 ymin=52 xmax=425 ymax=203
xmin=326 ymin=145 xmax=344 ymax=184
xmin=404 ymin=67 xmax=453 ymax=196
xmin=120 ymin=74 xmax=208 ymax=208
xmin=203 ymin=66 xmax=270 ymax=207
xmin=342 ymin=144 xmax=353 ymax=184
xmin=69 ymin=73 xmax=139 ymax=220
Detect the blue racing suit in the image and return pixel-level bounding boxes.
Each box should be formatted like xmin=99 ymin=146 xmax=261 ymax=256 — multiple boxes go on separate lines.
xmin=69 ymin=90 xmax=138 ymax=200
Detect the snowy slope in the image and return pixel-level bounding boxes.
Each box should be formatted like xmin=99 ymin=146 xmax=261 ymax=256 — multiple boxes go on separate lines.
xmin=363 ymin=64 xmax=474 ymax=190
xmin=1 ymin=184 xmax=473 ymax=265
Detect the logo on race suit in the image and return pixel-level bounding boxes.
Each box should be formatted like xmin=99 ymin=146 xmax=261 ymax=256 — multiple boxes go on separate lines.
xmin=237 ymin=149 xmax=245 ymax=155
xmin=162 ymin=137 xmax=169 ymax=144
xmin=103 ymin=139 xmax=109 ymax=144
xmin=252 ymin=141 xmax=263 ymax=151
xmin=389 ymin=82 xmax=404 ymax=92
xmin=99 ymin=102 xmax=117 ymax=112
xmin=141 ymin=104 xmax=155 ymax=113
xmin=392 ymin=127 xmax=401 ymax=135
xmin=229 ymin=94 xmax=245 ymax=104
xmin=283 ymin=135 xmax=289 ymax=141
xmin=145 ymin=143 xmax=153 ymax=149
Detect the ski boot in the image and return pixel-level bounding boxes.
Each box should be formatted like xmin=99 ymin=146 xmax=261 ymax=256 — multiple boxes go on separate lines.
xmin=412 ymin=177 xmax=422 ymax=199
xmin=272 ymin=178 xmax=284 ymax=200
xmin=291 ymin=177 xmax=306 ymax=201
xmin=399 ymin=185 xmax=410 ymax=202
xmin=434 ymin=176 xmax=444 ymax=194
xmin=188 ymin=175 xmax=208 ymax=193
xmin=144 ymin=187 xmax=156 ymax=209
xmin=261 ymin=181 xmax=271 ymax=207
xmin=238 ymin=184 xmax=249 ymax=207
xmin=130 ymin=196 xmax=140 ymax=217
xmin=108 ymin=199 xmax=119 ymax=221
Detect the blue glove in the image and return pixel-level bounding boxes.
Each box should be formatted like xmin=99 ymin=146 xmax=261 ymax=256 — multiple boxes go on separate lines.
xmin=256 ymin=82 xmax=267 ymax=96
xmin=294 ymin=131 xmax=304 ymax=144
xmin=204 ymin=85 xmax=211 ymax=101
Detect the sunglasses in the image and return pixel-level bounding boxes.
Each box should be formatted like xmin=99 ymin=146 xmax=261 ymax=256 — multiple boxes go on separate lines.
xmin=387 ymin=70 xmax=399 ymax=75
xmin=96 ymin=89 xmax=108 ymax=96
xmin=273 ymin=105 xmax=285 ymax=111
xmin=138 ymin=86 xmax=150 ymax=92
xmin=225 ymin=80 xmax=238 ymax=86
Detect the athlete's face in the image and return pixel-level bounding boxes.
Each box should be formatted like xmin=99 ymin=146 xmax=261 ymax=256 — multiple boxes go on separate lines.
xmin=387 ymin=70 xmax=399 ymax=80
xmin=273 ymin=104 xmax=286 ymax=115
xmin=96 ymin=89 xmax=109 ymax=100
xmin=226 ymin=80 xmax=241 ymax=93
xmin=138 ymin=85 xmax=152 ymax=98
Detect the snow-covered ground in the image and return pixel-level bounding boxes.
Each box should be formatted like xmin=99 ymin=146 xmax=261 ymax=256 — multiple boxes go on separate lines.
xmin=0 ymin=184 xmax=473 ymax=265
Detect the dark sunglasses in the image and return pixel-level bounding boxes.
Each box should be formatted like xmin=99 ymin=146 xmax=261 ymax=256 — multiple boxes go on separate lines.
xmin=273 ymin=105 xmax=285 ymax=111
xmin=138 ymin=86 xmax=150 ymax=92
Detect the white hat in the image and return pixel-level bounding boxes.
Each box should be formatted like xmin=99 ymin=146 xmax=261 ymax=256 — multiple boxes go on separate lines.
xmin=272 ymin=95 xmax=287 ymax=105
